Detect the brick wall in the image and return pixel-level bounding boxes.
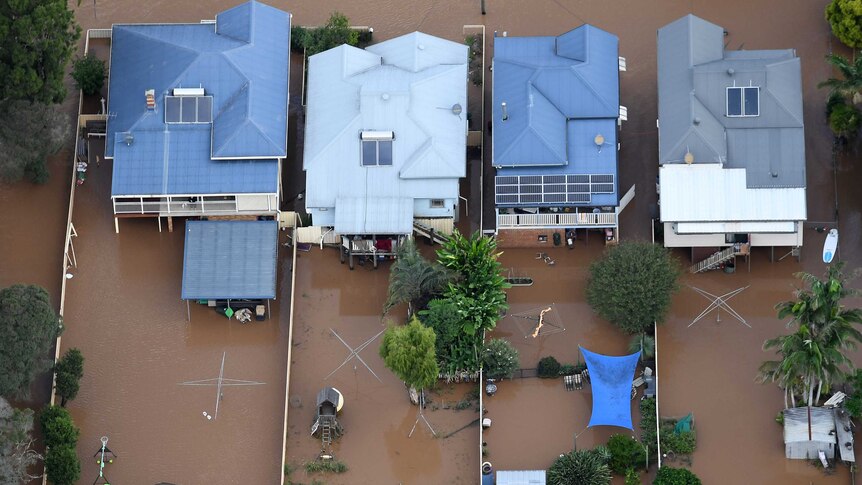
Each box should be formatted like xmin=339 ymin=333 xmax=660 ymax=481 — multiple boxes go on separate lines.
xmin=496 ymin=228 xmax=566 ymax=248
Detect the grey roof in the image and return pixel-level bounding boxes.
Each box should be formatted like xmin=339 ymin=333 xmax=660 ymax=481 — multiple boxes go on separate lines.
xmin=181 ymin=220 xmax=277 ymax=300
xmin=302 ymin=32 xmax=467 ymax=234
xmin=783 ymin=407 xmax=836 ymax=445
xmin=657 ymin=15 xmax=805 ymax=189
xmin=496 ymin=470 xmax=546 ymax=485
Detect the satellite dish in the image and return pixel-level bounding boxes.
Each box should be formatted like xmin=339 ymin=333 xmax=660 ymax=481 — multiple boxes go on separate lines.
xmin=452 ymin=104 xmax=462 ymax=116
xmin=594 ymin=134 xmax=605 ymax=146
xmin=683 ymin=151 xmax=694 ymax=164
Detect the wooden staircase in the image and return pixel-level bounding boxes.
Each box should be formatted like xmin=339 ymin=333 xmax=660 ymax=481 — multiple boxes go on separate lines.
xmin=413 ymin=221 xmax=449 ymax=245
xmin=321 ymin=421 xmax=332 ymax=446
xmin=690 ymin=246 xmax=738 ymax=274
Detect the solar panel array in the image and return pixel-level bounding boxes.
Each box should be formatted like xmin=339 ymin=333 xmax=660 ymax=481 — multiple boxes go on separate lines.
xmin=165 ymin=95 xmax=214 ymax=124
xmin=495 ymin=174 xmax=614 ymax=205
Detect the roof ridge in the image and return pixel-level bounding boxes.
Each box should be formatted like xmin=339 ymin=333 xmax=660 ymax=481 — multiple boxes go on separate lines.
xmin=569 ymin=67 xmax=616 ymax=117
xmin=493 ymin=128 xmax=531 ymax=167
xmin=765 ymin=58 xmax=804 ymax=127
xmin=305 ymin=114 xmax=361 ymax=168
xmin=247 ymin=116 xmax=282 ymax=154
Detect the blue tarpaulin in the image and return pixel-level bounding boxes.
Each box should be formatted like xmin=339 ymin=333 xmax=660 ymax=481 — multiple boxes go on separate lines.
xmin=581 ymin=347 xmax=640 ymax=429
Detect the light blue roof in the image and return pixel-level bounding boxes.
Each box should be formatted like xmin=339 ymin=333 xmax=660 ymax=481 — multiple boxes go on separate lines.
xmin=106 ymin=1 xmax=289 ymax=196
xmin=493 ymin=26 xmax=620 ymax=207
xmin=111 ymin=129 xmax=278 ymax=196
xmin=302 ymin=32 xmax=468 ymax=234
xmin=181 ymin=220 xmax=277 ymax=300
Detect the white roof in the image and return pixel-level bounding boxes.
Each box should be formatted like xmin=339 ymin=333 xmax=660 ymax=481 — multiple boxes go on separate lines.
xmin=660 ymin=163 xmax=806 ymax=223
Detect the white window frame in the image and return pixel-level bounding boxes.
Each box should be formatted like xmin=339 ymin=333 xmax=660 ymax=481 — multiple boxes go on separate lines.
xmin=726 ymin=86 xmax=760 ymax=118
xmin=430 ymin=199 xmax=445 ymax=208
xmin=360 ymin=131 xmax=394 ymax=167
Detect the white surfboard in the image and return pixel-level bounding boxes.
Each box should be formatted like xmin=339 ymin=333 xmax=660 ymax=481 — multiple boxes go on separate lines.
xmin=823 ymin=229 xmax=838 ymax=263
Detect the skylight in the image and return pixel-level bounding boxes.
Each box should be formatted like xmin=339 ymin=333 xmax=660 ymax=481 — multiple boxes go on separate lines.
xmin=360 ymin=131 xmax=394 ymax=166
xmin=726 ymin=86 xmax=759 ymax=117
xmin=165 ymin=95 xmax=213 ymax=124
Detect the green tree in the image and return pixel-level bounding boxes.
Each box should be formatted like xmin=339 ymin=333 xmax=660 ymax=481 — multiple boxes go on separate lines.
xmin=758 ymin=263 xmax=862 ymax=407
xmin=586 ymin=242 xmax=680 ymax=334
xmin=292 ymin=11 xmax=359 ymax=57
xmin=547 ymin=449 xmax=611 ymax=485
xmin=39 ymin=406 xmax=78 ymax=449
xmin=0 ymin=99 xmax=69 ymax=183
xmin=54 ymin=348 xmax=84 ymax=407
xmin=652 ymin=466 xmax=702 ymax=485
xmin=0 ymin=0 xmax=81 ymax=104
xmin=826 ymin=0 xmax=862 ymax=49
xmin=606 ymin=434 xmax=645 ymax=475
xmin=437 ymin=230 xmax=509 ymax=336
xmin=419 ymin=299 xmax=480 ymax=375
xmin=70 ymin=54 xmax=106 ymax=96
xmin=829 ymin=99 xmax=862 ymax=139
xmin=44 ymin=445 xmax=80 ymax=485
xmin=820 ymin=54 xmax=862 ymax=104
xmin=625 ymin=468 xmax=641 ymax=485
xmin=379 ymin=317 xmax=439 ymax=391
xmin=0 ymin=397 xmax=41 ymax=484
xmin=0 ymin=284 xmax=63 ymax=398
xmin=482 ymin=339 xmax=519 ymax=380
xmin=383 ymin=239 xmax=453 ymax=315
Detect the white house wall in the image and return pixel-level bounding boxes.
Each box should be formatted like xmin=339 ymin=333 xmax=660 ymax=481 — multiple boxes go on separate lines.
xmin=663 ymin=222 xmax=803 ymax=247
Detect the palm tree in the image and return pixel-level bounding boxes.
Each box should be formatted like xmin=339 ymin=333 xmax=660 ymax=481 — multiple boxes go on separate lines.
xmin=383 ymin=239 xmax=453 ymax=315
xmin=758 ymin=263 xmax=862 ymax=407
xmin=819 ymin=54 xmax=862 ymax=104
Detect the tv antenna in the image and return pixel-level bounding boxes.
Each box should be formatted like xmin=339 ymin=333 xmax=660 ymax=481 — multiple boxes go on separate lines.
xmin=178 ymin=352 xmax=265 ymax=420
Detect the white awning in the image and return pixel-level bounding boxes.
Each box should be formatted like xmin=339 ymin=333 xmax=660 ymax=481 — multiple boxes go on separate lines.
xmin=659 ymin=164 xmax=806 ymax=223
xmin=676 ymin=221 xmax=797 ymax=234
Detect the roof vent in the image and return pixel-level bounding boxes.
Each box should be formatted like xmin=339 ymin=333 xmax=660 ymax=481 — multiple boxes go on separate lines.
xmin=123 ymin=133 xmax=134 ymax=146
xmin=501 ymin=102 xmax=509 ymax=121
xmin=417 ymin=44 xmax=425 ymax=50
xmin=684 ymin=151 xmax=694 ymax=164
xmin=693 ymin=117 xmax=701 ymax=125
xmin=727 ymin=68 xmax=735 ymax=76
xmin=381 ymin=93 xmax=390 ymax=101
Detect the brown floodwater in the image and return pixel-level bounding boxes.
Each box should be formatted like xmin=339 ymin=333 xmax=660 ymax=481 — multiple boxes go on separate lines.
xmin=0 ymin=0 xmax=854 ymax=483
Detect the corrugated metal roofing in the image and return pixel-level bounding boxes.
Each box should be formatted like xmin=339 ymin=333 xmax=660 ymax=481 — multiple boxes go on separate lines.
xmin=111 ymin=129 xmax=278 ymax=196
xmin=334 ymin=197 xmax=414 ymax=234
xmin=657 ymin=15 xmax=805 ymax=189
xmin=496 ymin=470 xmax=546 ymax=485
xmin=107 ymin=1 xmax=289 ymax=195
xmin=783 ymin=407 xmax=835 ymax=445
xmin=659 ymin=164 xmax=806 ymax=223
xmin=303 ymin=32 xmax=467 ymax=234
xmin=181 ymin=220 xmax=277 ymax=300
xmin=492 ymin=25 xmax=620 ymax=207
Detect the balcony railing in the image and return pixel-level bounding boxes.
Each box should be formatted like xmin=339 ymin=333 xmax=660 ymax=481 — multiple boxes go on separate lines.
xmin=497 ymin=211 xmax=617 ymax=228
xmin=113 ymin=195 xmax=276 ymax=216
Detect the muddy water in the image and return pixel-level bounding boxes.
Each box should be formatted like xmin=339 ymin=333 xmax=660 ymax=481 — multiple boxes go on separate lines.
xmin=486 ymin=243 xmax=647 ymax=477
xmin=286 ymin=249 xmax=478 ymax=484
xmin=57 ymin=162 xmax=289 ymax=483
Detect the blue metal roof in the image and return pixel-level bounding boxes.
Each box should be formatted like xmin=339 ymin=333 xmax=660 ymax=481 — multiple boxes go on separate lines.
xmin=111 ymin=129 xmax=278 ymax=196
xmin=181 ymin=220 xmax=278 ymax=300
xmin=492 ymin=25 xmax=620 ymax=207
xmin=106 ymin=1 xmax=289 ymax=195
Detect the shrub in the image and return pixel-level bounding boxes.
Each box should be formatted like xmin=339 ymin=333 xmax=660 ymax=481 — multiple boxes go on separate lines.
xmin=44 ymin=445 xmax=80 ymax=485
xmin=420 ymin=299 xmax=480 ymax=375
xmin=586 ymin=242 xmax=681 ymax=334
xmin=304 ymin=459 xmax=348 ymax=473
xmin=625 ymin=468 xmax=641 ymax=485
xmin=547 ymin=449 xmax=611 ymax=485
xmin=71 ymin=54 xmax=106 ymax=96
xmin=607 ymin=434 xmax=645 ymax=475
xmin=383 ymin=239 xmax=452 ymax=314
xmin=55 ymin=348 xmax=84 ymax=407
xmin=826 ymin=0 xmax=862 ymax=49
xmin=291 ymin=12 xmax=359 ymax=57
xmin=379 ymin=317 xmax=439 ymax=390
xmin=652 ymin=466 xmax=702 ymax=485
xmin=39 ymin=406 xmax=78 ymax=449
xmin=660 ymin=428 xmax=696 ymax=455
xmin=829 ymin=102 xmax=861 ymax=138
xmin=639 ymin=398 xmax=658 ymax=459
xmin=482 ymin=339 xmax=519 ymax=379
xmin=558 ymin=364 xmax=577 ymax=376
xmin=537 ymin=356 xmax=561 ymax=378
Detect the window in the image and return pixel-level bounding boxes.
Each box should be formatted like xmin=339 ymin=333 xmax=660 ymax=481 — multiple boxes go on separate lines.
xmin=726 ymin=86 xmax=759 ymax=117
xmin=430 ymin=199 xmax=445 ymax=208
xmin=164 ymin=95 xmax=213 ymax=124
xmin=360 ymin=131 xmax=394 ymax=166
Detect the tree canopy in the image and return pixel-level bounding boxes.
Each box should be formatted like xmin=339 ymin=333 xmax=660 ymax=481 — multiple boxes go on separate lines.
xmin=71 ymin=54 xmax=106 ymax=96
xmin=0 ymin=0 xmax=81 ymax=104
xmin=826 ymin=0 xmax=862 ymax=49
xmin=0 ymin=99 xmax=69 ymax=184
xmin=482 ymin=338 xmax=519 ymax=380
xmin=44 ymin=445 xmax=80 ymax=485
xmin=652 ymin=466 xmax=702 ymax=485
xmin=379 ymin=317 xmax=439 ymax=390
xmin=0 ymin=285 xmax=63 ymax=398
xmin=291 ymin=11 xmax=359 ymax=57
xmin=55 ymin=348 xmax=84 ymax=407
xmin=383 ymin=239 xmax=452 ymax=315
xmin=586 ymin=242 xmax=680 ymax=334
xmin=547 ymin=449 xmax=611 ymax=485
xmin=0 ymin=397 xmax=40 ymax=484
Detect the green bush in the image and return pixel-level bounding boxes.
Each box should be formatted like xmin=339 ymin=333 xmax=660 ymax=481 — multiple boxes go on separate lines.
xmin=304 ymin=459 xmax=348 ymax=473
xmin=379 ymin=317 xmax=438 ymax=390
xmin=71 ymin=54 xmax=106 ymax=96
xmin=660 ymin=428 xmax=696 ymax=455
xmin=482 ymin=339 xmax=519 ymax=379
xmin=639 ymin=398 xmax=658 ymax=459
xmin=625 ymin=467 xmax=641 ymax=485
xmin=40 ymin=405 xmax=79 ymax=448
xmin=652 ymin=466 xmax=702 ymax=485
xmin=44 ymin=444 xmax=80 ymax=485
xmin=292 ymin=12 xmax=359 ymax=57
xmin=829 ymin=101 xmax=862 ymax=138
xmin=55 ymin=348 xmax=84 ymax=407
xmin=537 ymin=356 xmax=561 ymax=378
xmin=420 ymin=298 xmax=480 ymax=375
xmin=826 ymin=0 xmax=862 ymax=49
xmin=547 ymin=449 xmax=611 ymax=485
xmin=607 ymin=434 xmax=645 ymax=475
xmin=558 ymin=364 xmax=577 ymax=376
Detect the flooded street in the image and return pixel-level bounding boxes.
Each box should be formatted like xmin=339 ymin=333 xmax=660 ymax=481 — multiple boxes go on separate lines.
xmin=0 ymin=0 xmax=855 ymax=483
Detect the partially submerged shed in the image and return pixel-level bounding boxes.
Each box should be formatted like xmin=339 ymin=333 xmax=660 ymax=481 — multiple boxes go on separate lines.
xmin=496 ymin=470 xmax=546 ymax=485
xmin=181 ymin=220 xmax=278 ymax=319
xmin=783 ymin=407 xmax=836 ymax=460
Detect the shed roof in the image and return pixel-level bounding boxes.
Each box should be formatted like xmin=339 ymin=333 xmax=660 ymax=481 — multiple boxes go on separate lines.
xmin=783 ymin=407 xmax=836 ymax=445
xmin=302 ymin=32 xmax=467 ymax=234
xmin=657 ymin=15 xmax=805 ymax=189
xmin=106 ymin=1 xmax=289 ymax=195
xmin=492 ymin=25 xmax=620 ymax=207
xmin=496 ymin=470 xmax=546 ymax=485
xmin=181 ymin=220 xmax=277 ymax=300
